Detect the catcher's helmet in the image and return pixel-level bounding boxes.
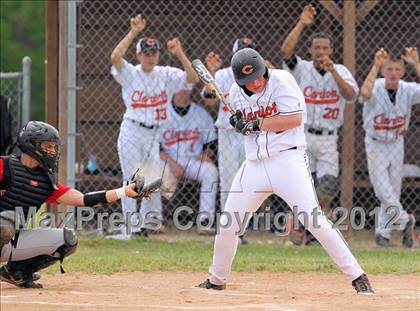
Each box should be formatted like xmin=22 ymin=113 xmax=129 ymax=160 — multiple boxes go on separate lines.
xmin=231 ymin=48 xmax=267 ymax=86
xmin=17 ymin=121 xmax=61 ymax=188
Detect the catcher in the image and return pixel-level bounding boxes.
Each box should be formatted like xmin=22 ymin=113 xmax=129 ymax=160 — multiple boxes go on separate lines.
xmin=0 ymin=121 xmax=159 ymax=288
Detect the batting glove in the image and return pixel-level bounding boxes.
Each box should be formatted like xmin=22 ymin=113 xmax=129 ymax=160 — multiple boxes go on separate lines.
xmin=229 ymin=111 xmax=260 ymax=136
xmin=235 ymin=119 xmax=260 ymax=136
xmin=229 ymin=110 xmax=243 ymax=128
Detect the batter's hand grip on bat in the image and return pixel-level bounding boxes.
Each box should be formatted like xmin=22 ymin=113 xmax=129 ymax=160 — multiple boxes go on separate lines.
xmin=192 ymin=59 xmax=236 ymax=115
xmin=192 ymin=59 xmax=214 ymax=84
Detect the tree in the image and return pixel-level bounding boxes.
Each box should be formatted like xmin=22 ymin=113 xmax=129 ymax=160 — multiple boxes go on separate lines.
xmin=0 ymin=1 xmax=45 ymax=121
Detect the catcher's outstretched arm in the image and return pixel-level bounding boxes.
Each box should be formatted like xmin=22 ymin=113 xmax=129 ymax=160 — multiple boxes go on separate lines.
xmin=57 ymin=169 xmax=160 ymax=206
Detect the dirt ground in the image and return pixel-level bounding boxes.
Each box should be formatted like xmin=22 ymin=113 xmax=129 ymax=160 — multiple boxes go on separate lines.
xmin=1 ymin=272 xmax=419 ymax=311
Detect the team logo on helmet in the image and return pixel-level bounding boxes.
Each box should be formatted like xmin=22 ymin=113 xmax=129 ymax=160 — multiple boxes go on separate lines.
xmin=241 ymin=65 xmax=254 ymax=74
xmin=146 ymin=38 xmax=157 ymax=46
xmin=243 ymin=37 xmax=253 ymax=45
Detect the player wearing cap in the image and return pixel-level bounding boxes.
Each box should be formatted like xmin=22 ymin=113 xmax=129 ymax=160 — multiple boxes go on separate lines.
xmin=110 ymin=15 xmax=198 ymax=238
xmin=197 ymin=48 xmax=373 ymax=294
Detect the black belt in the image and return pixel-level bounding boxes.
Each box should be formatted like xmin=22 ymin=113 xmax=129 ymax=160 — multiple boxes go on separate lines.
xmin=372 ymin=136 xmax=397 ymax=142
xmin=127 ymin=119 xmax=157 ymax=129
xmin=307 ymin=128 xmax=335 ymax=136
xmin=280 ymin=146 xmax=297 ymax=152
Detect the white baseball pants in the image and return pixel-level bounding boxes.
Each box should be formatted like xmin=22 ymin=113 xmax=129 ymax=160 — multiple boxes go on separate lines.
xmin=365 ymin=136 xmax=409 ymax=239
xmin=209 ymin=148 xmax=364 ymax=284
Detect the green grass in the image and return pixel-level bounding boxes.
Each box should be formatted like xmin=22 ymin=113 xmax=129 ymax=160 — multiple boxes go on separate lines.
xmin=54 ymin=238 xmax=420 ymax=275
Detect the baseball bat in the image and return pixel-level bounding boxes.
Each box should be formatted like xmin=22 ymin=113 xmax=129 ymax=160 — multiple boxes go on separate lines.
xmin=191 ymin=59 xmax=236 ymax=115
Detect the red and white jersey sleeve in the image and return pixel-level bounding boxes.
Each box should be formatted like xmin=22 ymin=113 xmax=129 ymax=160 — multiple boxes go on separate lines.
xmin=111 ymin=59 xmax=188 ymax=126
xmin=160 ymin=102 xmax=216 ymax=159
xmin=361 ymin=78 xmax=420 ymax=141
xmin=283 ymin=56 xmax=359 ymax=130
xmin=228 ymin=69 xmax=307 ymax=160
xmin=45 ymin=183 xmax=71 ymax=205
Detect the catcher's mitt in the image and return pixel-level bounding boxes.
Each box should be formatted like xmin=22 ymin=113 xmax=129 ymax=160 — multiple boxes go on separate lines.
xmin=130 ymin=168 xmax=162 ymax=200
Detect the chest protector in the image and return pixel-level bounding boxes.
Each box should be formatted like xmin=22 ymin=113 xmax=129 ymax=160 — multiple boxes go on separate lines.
xmin=0 ymin=156 xmax=55 ymax=215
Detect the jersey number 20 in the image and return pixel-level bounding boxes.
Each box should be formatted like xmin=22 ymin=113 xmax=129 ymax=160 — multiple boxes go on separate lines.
xmin=323 ymin=108 xmax=339 ymax=120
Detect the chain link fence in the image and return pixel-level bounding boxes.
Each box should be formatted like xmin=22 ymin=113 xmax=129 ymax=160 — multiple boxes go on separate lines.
xmin=0 ymin=57 xmax=31 ymax=155
xmin=74 ymin=0 xmax=420 ymax=239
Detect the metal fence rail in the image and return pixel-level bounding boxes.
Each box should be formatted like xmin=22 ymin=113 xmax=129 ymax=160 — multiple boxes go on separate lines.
xmin=0 ymin=56 xmax=31 ymax=153
xmin=72 ymin=0 xmax=420 ymax=237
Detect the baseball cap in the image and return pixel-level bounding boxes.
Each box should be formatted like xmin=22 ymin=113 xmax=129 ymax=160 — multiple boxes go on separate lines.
xmin=232 ymin=37 xmax=257 ymax=53
xmin=136 ymin=37 xmax=162 ymax=54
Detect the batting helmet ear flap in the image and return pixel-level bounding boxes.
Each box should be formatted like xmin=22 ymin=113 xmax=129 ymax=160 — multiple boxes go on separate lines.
xmin=231 ymin=48 xmax=267 ymax=86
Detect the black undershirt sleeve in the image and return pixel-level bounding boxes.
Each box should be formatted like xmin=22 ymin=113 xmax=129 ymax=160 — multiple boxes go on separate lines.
xmin=284 ymin=55 xmax=298 ymax=71
xmin=203 ymin=140 xmax=217 ymax=154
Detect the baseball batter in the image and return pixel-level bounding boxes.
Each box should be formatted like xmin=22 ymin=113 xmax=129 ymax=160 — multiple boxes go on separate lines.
xmin=360 ymin=47 xmax=420 ymax=248
xmin=281 ymin=5 xmax=359 ymax=244
xmin=203 ymin=37 xmax=256 ymax=210
xmin=110 ymin=14 xmax=198 ymax=236
xmin=198 ymin=48 xmax=373 ymax=294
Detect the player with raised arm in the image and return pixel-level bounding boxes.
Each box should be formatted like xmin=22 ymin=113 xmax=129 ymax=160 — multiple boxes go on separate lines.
xmin=110 ymin=14 xmax=198 ymax=237
xmin=281 ymin=4 xmax=359 ymax=245
xmin=360 ymin=47 xmax=420 ymax=248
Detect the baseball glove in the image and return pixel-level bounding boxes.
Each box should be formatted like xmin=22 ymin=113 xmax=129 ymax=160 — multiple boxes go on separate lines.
xmin=130 ymin=168 xmax=162 ymax=200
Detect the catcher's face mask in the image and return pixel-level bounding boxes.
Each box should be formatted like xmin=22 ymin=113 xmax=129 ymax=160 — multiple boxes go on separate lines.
xmin=17 ymin=121 xmax=61 ymax=189
xmin=39 ymin=140 xmax=61 ymax=189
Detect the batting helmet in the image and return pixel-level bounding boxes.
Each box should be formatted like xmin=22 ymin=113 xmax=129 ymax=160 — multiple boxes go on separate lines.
xmin=231 ymin=48 xmax=267 ymax=86
xmin=17 ymin=121 xmax=61 ymax=188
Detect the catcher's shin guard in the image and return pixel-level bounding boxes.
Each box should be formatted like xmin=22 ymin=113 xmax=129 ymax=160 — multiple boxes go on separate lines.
xmin=0 ymin=211 xmax=17 ymax=254
xmin=0 ymin=228 xmax=78 ymax=288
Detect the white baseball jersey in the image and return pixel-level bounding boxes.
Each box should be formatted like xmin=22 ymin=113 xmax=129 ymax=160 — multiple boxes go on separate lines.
xmin=361 ymin=78 xmax=420 ymax=142
xmin=111 ymin=59 xmax=188 ymax=126
xmin=213 ymin=67 xmax=236 ymax=129
xmin=283 ymin=56 xmax=359 ymax=130
xmin=228 ymin=69 xmax=307 ymax=161
xmin=160 ymin=102 xmax=217 ymax=159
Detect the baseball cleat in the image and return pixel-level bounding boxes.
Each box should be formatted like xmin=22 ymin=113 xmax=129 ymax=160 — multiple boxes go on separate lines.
xmin=197 ymin=218 xmax=216 ymax=236
xmin=289 ymin=229 xmax=305 ymax=246
xmin=31 ymin=272 xmax=41 ymax=282
xmin=0 ymin=265 xmax=43 ymax=289
xmin=402 ymin=214 xmax=415 ymax=248
xmin=304 ymin=230 xmax=319 ymax=246
xmin=375 ymin=235 xmax=391 ymax=247
xmin=352 ymin=274 xmax=374 ymax=294
xmin=197 ymin=279 xmax=226 ymax=290
xmin=239 ymin=235 xmax=249 ymax=245
xmin=197 ymin=227 xmax=216 ymax=236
